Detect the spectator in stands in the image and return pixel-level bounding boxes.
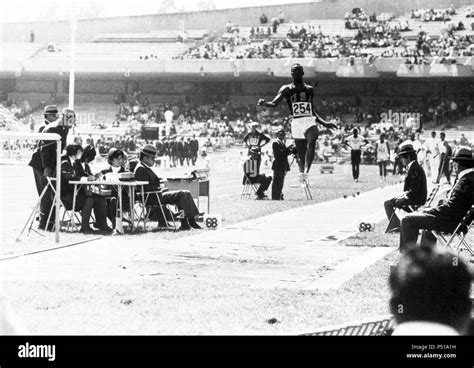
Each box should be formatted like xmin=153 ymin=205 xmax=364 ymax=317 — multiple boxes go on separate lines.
xmin=460 ymin=133 xmax=469 ymax=146
xmin=389 ymin=247 xmax=472 ymax=335
xmin=278 ymin=10 xmax=285 ymax=24
xmin=30 ymin=30 xmax=35 ymax=43
xmin=226 ymin=20 xmax=233 ymax=33
xmin=400 ymin=146 xmax=474 ymax=252
xmin=260 ymin=13 xmax=268 ymax=25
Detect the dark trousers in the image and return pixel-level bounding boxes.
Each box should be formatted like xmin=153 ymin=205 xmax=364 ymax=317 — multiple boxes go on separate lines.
xmin=400 ymin=213 xmax=455 ymax=252
xmin=351 ymin=150 xmax=361 ymax=180
xmin=151 ymin=190 xmax=200 ymax=219
xmin=33 ymin=168 xmax=53 ymax=227
xmin=191 ymin=152 xmax=198 ymax=165
xmin=271 ymin=170 xmax=286 ymax=200
xmin=252 ymin=174 xmax=272 ymax=196
xmin=378 ymin=160 xmax=388 ymax=177
xmin=384 ymin=197 xmax=413 ymax=228
xmin=62 ymin=192 xmax=108 ymax=230
xmin=106 ymin=195 xmax=131 ymax=228
xmin=436 ymin=158 xmax=451 ymax=184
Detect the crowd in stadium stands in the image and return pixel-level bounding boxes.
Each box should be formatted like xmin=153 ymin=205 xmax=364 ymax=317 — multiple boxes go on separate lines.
xmin=177 ymin=5 xmax=473 ymax=61
xmin=410 ymin=6 xmax=456 ymax=21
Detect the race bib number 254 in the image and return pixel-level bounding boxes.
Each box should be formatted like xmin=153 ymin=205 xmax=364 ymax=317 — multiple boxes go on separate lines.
xmin=292 ymin=102 xmax=312 ymax=117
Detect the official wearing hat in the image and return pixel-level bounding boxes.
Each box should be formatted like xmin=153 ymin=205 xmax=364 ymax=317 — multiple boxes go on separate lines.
xmin=133 ymin=145 xmax=202 ymax=230
xmin=271 ymin=129 xmax=295 ymax=200
xmin=27 ymin=105 xmax=65 ymax=230
xmin=399 ymin=146 xmax=474 ymax=252
xmin=384 ymin=141 xmax=428 ymax=233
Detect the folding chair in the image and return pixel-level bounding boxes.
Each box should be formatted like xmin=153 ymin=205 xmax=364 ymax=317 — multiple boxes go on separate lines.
xmin=135 ymin=189 xmax=184 ymax=231
xmin=241 ymin=175 xmax=260 ymax=199
xmin=432 ymin=206 xmax=474 ymax=256
xmin=45 ymin=177 xmax=83 ymax=232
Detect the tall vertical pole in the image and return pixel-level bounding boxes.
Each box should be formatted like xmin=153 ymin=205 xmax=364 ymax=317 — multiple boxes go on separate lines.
xmin=68 ymin=2 xmax=76 ymax=110
xmin=55 ymin=139 xmax=61 ymax=243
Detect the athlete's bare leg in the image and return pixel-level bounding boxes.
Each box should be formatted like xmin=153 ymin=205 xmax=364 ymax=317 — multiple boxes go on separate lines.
xmin=304 ymin=126 xmax=319 ymax=173
xmin=294 ymin=139 xmax=307 ymax=173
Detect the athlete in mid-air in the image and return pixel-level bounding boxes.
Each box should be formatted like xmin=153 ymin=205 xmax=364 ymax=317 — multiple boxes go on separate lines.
xmin=257 ymin=63 xmax=337 ymax=177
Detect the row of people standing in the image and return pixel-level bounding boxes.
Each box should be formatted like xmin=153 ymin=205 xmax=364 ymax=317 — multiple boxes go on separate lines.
xmin=155 ymin=136 xmax=199 ymax=166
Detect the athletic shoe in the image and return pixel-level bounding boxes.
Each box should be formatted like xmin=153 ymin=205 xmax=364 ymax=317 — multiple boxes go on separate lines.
xmin=355 ymin=178 xmax=359 ymax=182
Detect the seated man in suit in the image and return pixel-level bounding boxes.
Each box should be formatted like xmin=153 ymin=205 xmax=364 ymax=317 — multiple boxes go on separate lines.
xmin=61 ymin=144 xmax=110 ymax=234
xmin=384 ymin=142 xmax=427 ymax=233
xmin=243 ymin=148 xmax=272 ymax=200
xmin=271 ymin=129 xmax=296 ymax=200
xmin=133 ymin=145 xmax=202 ymax=230
xmin=400 ymin=146 xmax=474 ymax=252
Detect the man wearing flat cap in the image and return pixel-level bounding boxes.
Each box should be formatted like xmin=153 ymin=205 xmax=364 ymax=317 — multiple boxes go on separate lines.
xmin=384 ymin=141 xmax=427 ymax=233
xmin=134 ymin=144 xmax=202 ymax=230
xmin=271 ymin=129 xmax=296 ymax=200
xmin=28 ymin=105 xmax=68 ymax=231
xmin=399 ymin=146 xmax=474 ymax=252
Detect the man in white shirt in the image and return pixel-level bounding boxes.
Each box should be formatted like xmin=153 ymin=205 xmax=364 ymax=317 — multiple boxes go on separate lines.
xmin=424 ymin=131 xmax=440 ymax=178
xmin=390 ymin=246 xmax=471 ymax=335
xmin=343 ymin=128 xmax=368 ymax=182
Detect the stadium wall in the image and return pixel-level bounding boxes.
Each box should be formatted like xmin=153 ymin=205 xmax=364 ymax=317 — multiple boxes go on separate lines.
xmin=1 ymin=0 xmax=472 ymax=43
xmin=5 ymin=78 xmax=473 ymax=108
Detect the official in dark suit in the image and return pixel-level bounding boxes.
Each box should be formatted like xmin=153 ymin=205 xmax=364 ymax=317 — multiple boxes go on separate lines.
xmin=133 ymin=145 xmax=202 ymax=230
xmin=384 ymin=142 xmax=427 ymax=232
xmin=243 ymin=149 xmax=272 ymax=200
xmin=190 ymin=135 xmax=199 ymax=165
xmin=271 ymin=129 xmax=295 ymax=200
xmin=28 ymin=106 xmax=70 ymax=231
xmin=400 ymin=146 xmax=474 ymax=252
xmin=61 ymin=145 xmax=109 ymax=234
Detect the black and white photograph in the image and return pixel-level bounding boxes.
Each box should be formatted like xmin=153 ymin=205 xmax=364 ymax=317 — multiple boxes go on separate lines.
xmin=0 ymin=0 xmax=473 ymax=362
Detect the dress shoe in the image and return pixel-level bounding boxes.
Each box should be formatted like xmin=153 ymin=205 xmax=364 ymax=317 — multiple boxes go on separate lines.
xmin=179 ymin=219 xmax=191 ymax=230
xmin=99 ymin=225 xmax=113 ymax=234
xmin=81 ymin=226 xmax=99 ymax=234
xmin=188 ymin=218 xmax=202 ymax=229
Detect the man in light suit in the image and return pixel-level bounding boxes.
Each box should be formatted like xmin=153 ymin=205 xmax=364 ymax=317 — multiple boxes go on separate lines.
xmin=384 ymin=142 xmax=427 ymax=233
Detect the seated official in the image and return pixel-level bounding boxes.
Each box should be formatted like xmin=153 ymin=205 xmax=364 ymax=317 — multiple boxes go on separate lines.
xmin=243 ymin=149 xmax=272 ymax=200
xmin=390 ymin=247 xmax=472 ymax=335
xmin=61 ymin=145 xmax=110 ymax=234
xmin=133 ymin=145 xmax=202 ymax=230
xmin=75 ymin=145 xmax=97 ymax=177
xmin=100 ymin=148 xmax=131 ymax=229
xmin=384 ymin=142 xmax=427 ymax=232
xmin=400 ymin=146 xmax=474 ymax=252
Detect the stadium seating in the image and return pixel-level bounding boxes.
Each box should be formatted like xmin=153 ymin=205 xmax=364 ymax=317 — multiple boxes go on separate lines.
xmin=93 ymin=29 xmax=209 ymax=43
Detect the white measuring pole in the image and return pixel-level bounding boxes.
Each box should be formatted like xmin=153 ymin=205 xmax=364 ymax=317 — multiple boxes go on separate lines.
xmin=68 ymin=2 xmax=76 ymax=110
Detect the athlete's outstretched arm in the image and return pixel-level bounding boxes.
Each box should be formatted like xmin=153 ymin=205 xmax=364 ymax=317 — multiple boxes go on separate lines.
xmin=310 ymin=91 xmax=337 ymax=130
xmin=257 ymin=86 xmax=285 ymax=108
